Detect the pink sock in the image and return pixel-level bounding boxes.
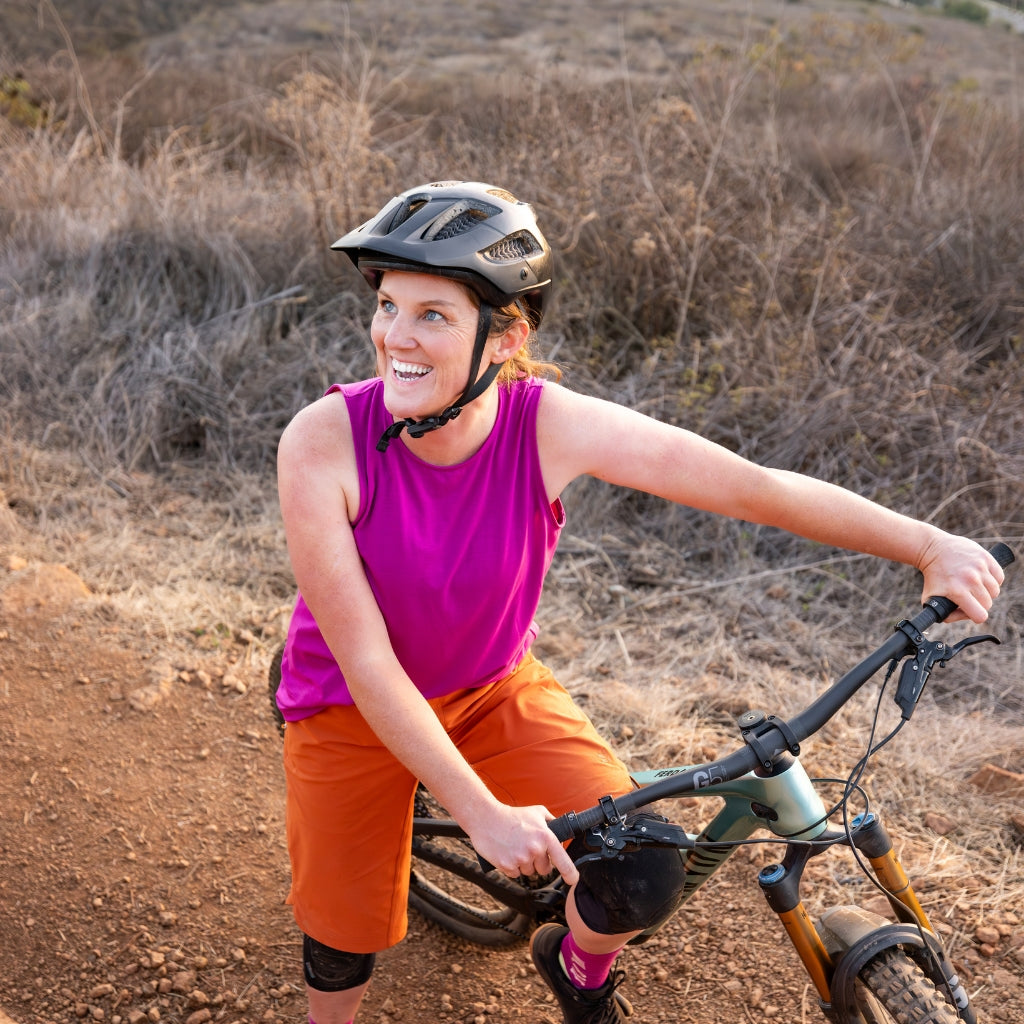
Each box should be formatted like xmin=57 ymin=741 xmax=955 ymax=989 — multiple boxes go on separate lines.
xmin=559 ymin=932 xmax=621 ymax=990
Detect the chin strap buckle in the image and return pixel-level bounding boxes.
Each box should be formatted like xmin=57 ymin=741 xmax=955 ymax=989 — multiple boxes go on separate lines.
xmin=377 ymin=408 xmax=463 ymax=451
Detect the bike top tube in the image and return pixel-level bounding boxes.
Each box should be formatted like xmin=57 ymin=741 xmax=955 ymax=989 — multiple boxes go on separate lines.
xmin=549 ymin=542 xmax=1015 ymax=843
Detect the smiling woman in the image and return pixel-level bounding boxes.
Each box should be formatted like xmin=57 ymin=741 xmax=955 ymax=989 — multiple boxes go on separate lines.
xmin=370 ymin=273 xmax=498 ymax=426
xmin=271 ymin=180 xmax=1004 ymax=1024
xmin=332 ymin=182 xmax=554 ymax=453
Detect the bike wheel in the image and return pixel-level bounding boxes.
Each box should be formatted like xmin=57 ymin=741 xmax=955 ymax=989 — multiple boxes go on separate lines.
xmin=409 ymin=788 xmax=551 ymax=947
xmin=267 ymin=642 xmax=286 ymax=736
xmin=850 ymin=948 xmax=962 ymax=1024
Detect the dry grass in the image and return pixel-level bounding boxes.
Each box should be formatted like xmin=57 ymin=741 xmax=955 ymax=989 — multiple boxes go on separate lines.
xmin=1 ymin=0 xmax=1023 ymax=924
xmin=6 ymin=3 xmax=1020 ymax=543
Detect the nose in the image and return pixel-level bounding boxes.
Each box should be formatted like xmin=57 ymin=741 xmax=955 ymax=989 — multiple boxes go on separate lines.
xmin=387 ymin=317 xmax=414 ymax=346
xmin=378 ymin=309 xmax=418 ymax=350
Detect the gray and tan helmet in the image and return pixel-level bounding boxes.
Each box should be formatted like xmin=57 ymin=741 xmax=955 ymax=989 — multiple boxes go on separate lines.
xmin=332 ymin=182 xmax=553 ymax=450
xmin=331 ymin=181 xmax=552 ymax=328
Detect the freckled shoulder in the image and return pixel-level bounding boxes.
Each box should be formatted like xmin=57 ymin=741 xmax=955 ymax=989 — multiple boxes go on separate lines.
xmin=278 ymin=389 xmax=360 ymax=522
xmin=282 ymin=390 xmax=353 ymax=453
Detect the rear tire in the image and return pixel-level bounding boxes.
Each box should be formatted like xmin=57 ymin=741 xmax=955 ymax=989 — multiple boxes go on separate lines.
xmin=268 ymin=642 xmax=285 ymax=736
xmin=409 ymin=787 xmax=551 ymax=947
xmin=409 ymin=840 xmax=534 ymax=946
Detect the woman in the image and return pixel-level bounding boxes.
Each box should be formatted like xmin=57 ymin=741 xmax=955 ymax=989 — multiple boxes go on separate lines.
xmin=275 ymin=181 xmax=1002 ymax=1024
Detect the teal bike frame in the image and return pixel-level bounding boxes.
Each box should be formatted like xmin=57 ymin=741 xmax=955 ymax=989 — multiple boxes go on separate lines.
xmin=630 ymin=753 xmax=829 ymax=899
xmin=618 ymin=722 xmax=961 ymax=1015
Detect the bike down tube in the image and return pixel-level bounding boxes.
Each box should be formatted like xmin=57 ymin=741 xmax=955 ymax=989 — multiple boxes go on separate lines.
xmin=678 ymin=767 xmax=831 ymax=903
xmin=629 ymin=768 xmax=841 ymax=1000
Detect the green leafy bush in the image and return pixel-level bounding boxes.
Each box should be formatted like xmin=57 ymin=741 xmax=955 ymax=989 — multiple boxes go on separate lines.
xmin=942 ymin=0 xmax=990 ymax=23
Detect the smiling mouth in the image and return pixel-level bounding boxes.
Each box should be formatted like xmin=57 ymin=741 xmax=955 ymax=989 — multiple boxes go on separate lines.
xmin=392 ymin=359 xmax=433 ymax=383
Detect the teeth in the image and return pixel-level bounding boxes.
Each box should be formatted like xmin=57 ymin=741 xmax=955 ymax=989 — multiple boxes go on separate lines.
xmin=393 ymin=360 xmax=431 ymax=378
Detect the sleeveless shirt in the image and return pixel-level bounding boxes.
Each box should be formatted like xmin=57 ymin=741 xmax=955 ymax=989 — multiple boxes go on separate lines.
xmin=275 ymin=376 xmax=565 ymax=721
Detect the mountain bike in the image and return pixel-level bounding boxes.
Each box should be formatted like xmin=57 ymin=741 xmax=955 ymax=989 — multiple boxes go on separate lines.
xmin=269 ymin=542 xmax=1015 ymax=1024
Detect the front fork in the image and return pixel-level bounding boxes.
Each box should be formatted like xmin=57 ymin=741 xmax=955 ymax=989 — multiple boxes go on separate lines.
xmin=757 ymin=813 xmax=971 ymax=1019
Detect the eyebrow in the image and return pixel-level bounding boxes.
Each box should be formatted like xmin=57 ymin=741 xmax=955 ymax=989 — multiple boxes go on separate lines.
xmin=377 ymin=287 xmax=462 ymax=309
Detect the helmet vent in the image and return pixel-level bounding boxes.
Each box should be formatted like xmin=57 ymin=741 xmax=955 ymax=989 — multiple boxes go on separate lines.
xmin=430 ymin=209 xmax=488 ymax=240
xmin=482 ymin=230 xmax=543 ymax=263
xmin=486 ymin=187 xmax=519 ymax=204
xmin=423 ymin=200 xmax=500 ymax=242
xmin=382 ymin=197 xmax=428 ymax=234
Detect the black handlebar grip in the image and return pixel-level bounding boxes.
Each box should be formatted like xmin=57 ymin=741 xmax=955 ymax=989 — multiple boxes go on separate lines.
xmin=548 ymin=804 xmax=611 ymax=843
xmin=548 ymin=815 xmax=574 ymax=844
xmin=989 ymin=542 xmax=1016 ymax=570
xmin=924 ymin=542 xmax=1015 ymax=624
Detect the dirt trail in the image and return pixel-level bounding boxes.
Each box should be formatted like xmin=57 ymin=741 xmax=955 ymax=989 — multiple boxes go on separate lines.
xmin=1 ymin=561 xmax=1022 ymax=1023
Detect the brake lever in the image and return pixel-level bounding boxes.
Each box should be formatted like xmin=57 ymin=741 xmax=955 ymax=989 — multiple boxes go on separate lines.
xmin=893 ymin=631 xmax=1000 ymax=720
xmin=578 ymin=818 xmax=694 ymax=861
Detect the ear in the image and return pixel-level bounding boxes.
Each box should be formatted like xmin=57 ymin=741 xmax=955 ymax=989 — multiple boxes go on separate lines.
xmin=488 ymin=317 xmax=530 ymax=363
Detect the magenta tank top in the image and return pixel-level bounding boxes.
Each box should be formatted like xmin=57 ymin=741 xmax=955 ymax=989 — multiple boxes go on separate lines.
xmin=275 ymin=376 xmax=565 ymax=720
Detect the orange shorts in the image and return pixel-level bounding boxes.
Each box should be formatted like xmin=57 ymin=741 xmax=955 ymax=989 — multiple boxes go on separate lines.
xmin=283 ymin=653 xmax=632 ymax=953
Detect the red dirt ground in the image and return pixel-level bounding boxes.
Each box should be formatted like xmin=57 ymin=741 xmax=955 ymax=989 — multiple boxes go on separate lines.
xmin=1 ymin=562 xmax=1022 ymax=1024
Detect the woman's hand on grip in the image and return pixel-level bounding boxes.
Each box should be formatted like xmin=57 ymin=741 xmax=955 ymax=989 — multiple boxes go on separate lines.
xmin=918 ymin=534 xmax=1004 ymax=624
xmin=467 ymin=802 xmax=579 ymax=887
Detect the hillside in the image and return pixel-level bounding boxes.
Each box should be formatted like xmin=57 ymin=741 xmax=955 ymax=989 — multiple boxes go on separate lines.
xmin=1 ymin=1 xmax=1023 ymax=1022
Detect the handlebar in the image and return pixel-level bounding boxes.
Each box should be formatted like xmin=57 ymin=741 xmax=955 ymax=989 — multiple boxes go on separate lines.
xmin=550 ymin=542 xmax=1015 ymax=843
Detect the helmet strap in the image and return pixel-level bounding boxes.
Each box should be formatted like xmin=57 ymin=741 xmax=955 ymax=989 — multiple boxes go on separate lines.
xmin=376 ymin=302 xmax=496 ymax=452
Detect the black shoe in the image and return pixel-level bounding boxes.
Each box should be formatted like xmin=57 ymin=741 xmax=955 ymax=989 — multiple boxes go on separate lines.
xmin=530 ymin=924 xmax=632 ymax=1023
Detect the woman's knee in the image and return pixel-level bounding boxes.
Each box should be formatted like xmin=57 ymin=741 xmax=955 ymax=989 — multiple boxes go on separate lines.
xmin=302 ymin=933 xmax=376 ymax=992
xmin=570 ymin=813 xmax=687 ymax=934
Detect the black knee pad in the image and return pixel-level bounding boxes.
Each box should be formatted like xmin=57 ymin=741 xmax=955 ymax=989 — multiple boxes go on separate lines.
xmin=570 ymin=812 xmax=687 ymax=936
xmin=302 ymin=934 xmax=376 ymax=992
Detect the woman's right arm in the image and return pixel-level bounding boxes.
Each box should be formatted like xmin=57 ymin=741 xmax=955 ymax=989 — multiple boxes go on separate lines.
xmin=276 ymin=396 xmax=577 ymax=883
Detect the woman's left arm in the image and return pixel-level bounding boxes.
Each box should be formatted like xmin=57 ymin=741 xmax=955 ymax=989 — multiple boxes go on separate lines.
xmin=537 ymin=383 xmax=1003 ymax=622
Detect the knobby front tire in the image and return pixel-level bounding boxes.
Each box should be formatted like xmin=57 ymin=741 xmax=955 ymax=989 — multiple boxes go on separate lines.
xmin=852 ymin=949 xmax=962 ymax=1024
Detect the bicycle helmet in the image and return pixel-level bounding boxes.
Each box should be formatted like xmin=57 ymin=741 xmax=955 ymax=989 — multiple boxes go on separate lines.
xmin=331 ymin=181 xmax=552 ymax=451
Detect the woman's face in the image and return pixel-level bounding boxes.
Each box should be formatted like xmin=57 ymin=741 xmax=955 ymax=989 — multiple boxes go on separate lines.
xmin=371 ymin=271 xmax=483 ymax=420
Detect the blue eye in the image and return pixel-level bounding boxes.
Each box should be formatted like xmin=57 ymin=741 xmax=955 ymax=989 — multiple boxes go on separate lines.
xmin=379 ymin=299 xmax=396 ymax=314
xmin=424 ymin=309 xmax=444 ymax=322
